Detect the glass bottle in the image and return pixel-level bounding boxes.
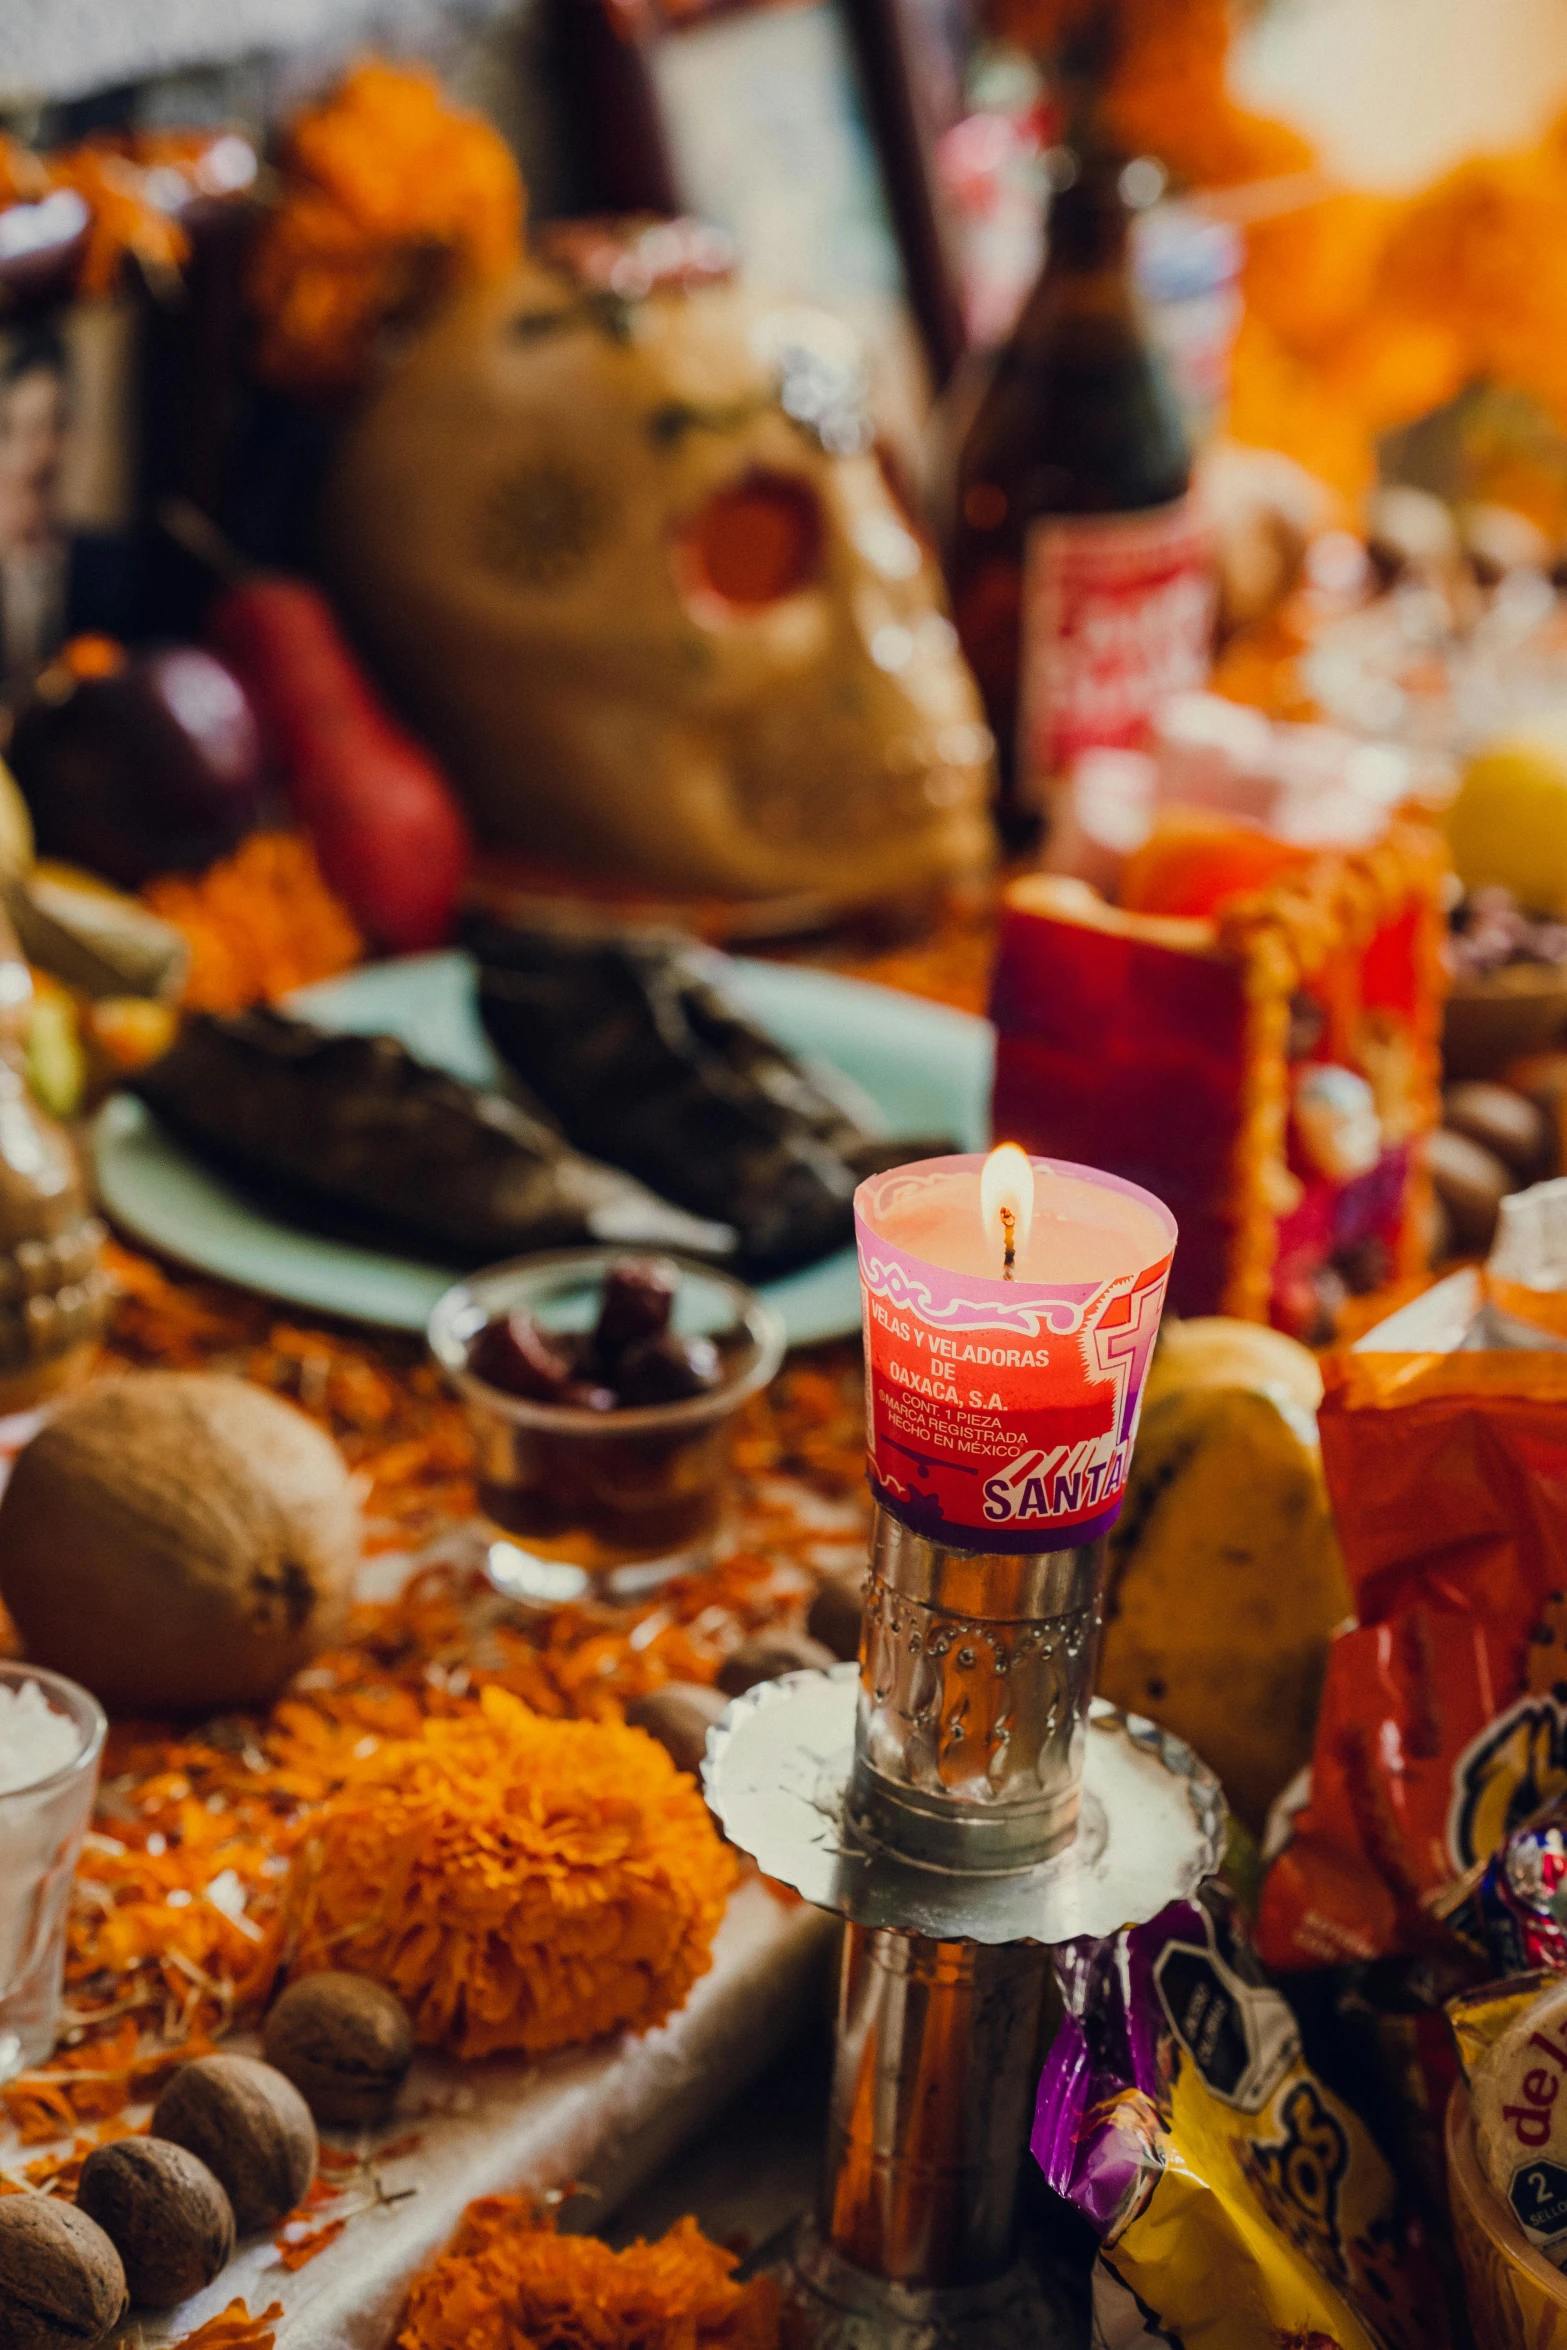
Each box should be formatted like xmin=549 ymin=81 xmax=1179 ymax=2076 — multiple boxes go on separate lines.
xmin=949 ymin=148 xmax=1213 ymax=843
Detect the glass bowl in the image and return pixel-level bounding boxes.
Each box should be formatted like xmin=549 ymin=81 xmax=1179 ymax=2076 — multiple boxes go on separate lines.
xmin=429 ymin=1249 xmax=786 ymax=1598
xmin=0 ymin=1662 xmax=107 ymax=2081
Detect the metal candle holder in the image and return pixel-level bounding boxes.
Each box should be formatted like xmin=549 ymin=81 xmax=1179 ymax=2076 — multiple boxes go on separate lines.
xmin=704 ymin=1505 xmax=1223 ymax=2348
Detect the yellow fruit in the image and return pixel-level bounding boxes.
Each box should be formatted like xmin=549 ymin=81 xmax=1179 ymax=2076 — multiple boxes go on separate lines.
xmin=1144 ymin=1316 xmax=1323 ymax=1418
xmin=1101 ymin=1373 xmax=1348 ymax=1834
xmin=25 ymin=988 xmax=85 ymax=1119
xmin=1448 ymin=717 xmax=1567 ymax=914
xmin=0 ymin=760 xmax=32 ymax=884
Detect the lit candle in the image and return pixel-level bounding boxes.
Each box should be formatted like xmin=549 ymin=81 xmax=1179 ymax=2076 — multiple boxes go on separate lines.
xmin=854 ymin=1149 xmax=1176 ymax=1551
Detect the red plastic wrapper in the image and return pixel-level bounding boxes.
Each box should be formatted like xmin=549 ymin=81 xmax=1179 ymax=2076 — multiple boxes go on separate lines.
xmin=989 ymin=849 xmax=1441 ymax=1329
xmin=1258 ymin=1273 xmax=1567 ymax=1972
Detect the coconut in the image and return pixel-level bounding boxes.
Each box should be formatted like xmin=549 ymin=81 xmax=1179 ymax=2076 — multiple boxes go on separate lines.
xmin=0 ymin=1372 xmax=360 ymax=1712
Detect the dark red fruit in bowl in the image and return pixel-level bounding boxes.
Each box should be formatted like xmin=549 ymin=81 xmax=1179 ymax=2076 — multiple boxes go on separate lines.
xmin=618 ymin=1333 xmax=723 ymax=1406
xmin=11 ymin=645 xmax=264 ymax=885
xmin=467 ymin=1311 xmax=574 ymax=1403
xmin=561 ymin=1378 xmax=618 ymax=1412
xmin=593 ymin=1257 xmax=679 ymax=1369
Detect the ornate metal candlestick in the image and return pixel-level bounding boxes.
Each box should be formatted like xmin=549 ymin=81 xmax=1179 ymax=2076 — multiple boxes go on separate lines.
xmin=704 ymin=1511 xmax=1223 ymax=2347
xmin=704 ymin=1152 xmax=1222 ymax=2347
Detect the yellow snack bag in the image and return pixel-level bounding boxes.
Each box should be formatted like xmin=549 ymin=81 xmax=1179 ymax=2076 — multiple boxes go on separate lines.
xmin=1448 ymin=1972 xmax=1567 ymax=2345
xmin=1034 ymin=1885 xmax=1452 ymax=2346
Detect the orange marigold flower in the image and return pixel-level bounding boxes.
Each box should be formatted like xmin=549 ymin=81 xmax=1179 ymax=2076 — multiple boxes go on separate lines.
xmin=249 ymin=60 xmax=525 ymax=394
xmin=398 ymin=2199 xmax=780 ymax=2350
xmin=50 ymin=139 xmax=191 ymax=297
xmin=283 ymin=1688 xmax=736 ymax=2058
xmin=975 ymin=0 xmax=1310 ymax=191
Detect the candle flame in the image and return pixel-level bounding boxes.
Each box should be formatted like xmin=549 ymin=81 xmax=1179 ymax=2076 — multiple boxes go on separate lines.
xmin=980 ymin=1144 xmax=1034 ymax=1278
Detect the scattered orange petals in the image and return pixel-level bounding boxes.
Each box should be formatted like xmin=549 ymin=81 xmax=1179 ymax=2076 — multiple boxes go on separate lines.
xmin=398 ymin=2199 xmax=780 ymax=2350
xmin=0 ymin=1240 xmax=861 ymax=2150
xmin=275 ymin=2215 xmax=350 ymax=2270
xmin=143 ymin=832 xmax=364 ymax=1016
xmin=284 ymin=1688 xmax=736 ymax=2059
xmin=174 ymin=2300 xmax=284 ymax=2350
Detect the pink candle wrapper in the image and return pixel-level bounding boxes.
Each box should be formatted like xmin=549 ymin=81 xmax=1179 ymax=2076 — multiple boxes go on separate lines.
xmin=855 ymin=1154 xmax=1176 ymax=1552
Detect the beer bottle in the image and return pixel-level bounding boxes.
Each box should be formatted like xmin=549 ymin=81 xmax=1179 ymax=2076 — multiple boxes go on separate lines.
xmin=950 ymin=148 xmax=1213 ymax=843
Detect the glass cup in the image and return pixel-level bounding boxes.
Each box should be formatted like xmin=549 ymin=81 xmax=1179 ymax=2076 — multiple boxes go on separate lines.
xmin=0 ymin=1663 xmax=106 ymax=2082
xmin=429 ymin=1250 xmax=786 ymax=1599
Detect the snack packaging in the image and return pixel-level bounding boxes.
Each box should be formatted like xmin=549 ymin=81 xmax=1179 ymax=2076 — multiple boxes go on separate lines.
xmin=1448 ymin=1972 xmax=1567 ymax=2342
xmin=1490 ymin=1180 xmax=1567 ymax=1340
xmin=1440 ymin=1802 xmax=1567 ymax=1978
xmin=1258 ymin=1265 xmax=1567 ymax=1972
xmin=1033 ymin=1883 xmax=1451 ymax=2348
xmin=1449 ymin=2077 xmax=1567 ymax=2349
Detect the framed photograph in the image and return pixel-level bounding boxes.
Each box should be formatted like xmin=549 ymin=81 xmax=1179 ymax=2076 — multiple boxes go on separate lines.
xmin=551 ymin=0 xmax=967 ymax=429
xmin=0 ymin=294 xmax=141 ymax=693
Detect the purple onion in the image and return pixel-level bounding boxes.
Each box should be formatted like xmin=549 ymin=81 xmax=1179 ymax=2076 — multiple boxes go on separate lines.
xmin=11 ymin=645 xmax=266 ymax=886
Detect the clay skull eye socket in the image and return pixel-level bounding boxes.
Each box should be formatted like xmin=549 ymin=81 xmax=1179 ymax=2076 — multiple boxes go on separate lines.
xmin=676 ymin=471 xmax=824 ymax=610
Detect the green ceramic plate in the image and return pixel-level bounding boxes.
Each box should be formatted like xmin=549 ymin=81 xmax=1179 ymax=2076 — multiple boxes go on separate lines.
xmin=94 ymin=951 xmax=993 ymax=1346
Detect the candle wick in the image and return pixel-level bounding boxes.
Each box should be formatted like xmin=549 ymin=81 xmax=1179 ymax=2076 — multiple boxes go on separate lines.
xmin=1000 ymin=1205 xmax=1016 ymax=1281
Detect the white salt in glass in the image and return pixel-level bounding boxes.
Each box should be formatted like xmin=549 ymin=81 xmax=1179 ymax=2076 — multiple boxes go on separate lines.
xmin=0 ymin=1664 xmax=106 ymax=2081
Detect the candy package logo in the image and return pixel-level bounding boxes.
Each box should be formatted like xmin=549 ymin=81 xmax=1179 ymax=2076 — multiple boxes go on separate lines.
xmin=1448 ymin=1692 xmax=1567 ymax=1871
xmin=1153 ymin=1898 xmax=1299 ymax=2113
xmin=1511 ymin=2157 xmax=1567 ymax=2245
xmin=1248 ymin=2080 xmax=1351 ymax=2286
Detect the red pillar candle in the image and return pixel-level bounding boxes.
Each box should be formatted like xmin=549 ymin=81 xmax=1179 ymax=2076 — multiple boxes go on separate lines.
xmin=854 ymin=1150 xmax=1176 ymax=1551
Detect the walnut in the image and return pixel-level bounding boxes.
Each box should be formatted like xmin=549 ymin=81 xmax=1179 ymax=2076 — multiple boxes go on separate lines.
xmin=77 ymin=2137 xmax=235 ymax=2308
xmin=715 ymin=1628 xmax=835 ymax=1697
xmin=0 ymin=2193 xmax=127 ymax=2350
xmin=151 ymin=2054 xmax=317 ymax=2235
xmin=264 ymin=1973 xmax=415 ymax=2126
xmin=624 ymin=1683 xmax=727 ymax=1777
xmin=806 ymin=1571 xmax=863 ymax=1663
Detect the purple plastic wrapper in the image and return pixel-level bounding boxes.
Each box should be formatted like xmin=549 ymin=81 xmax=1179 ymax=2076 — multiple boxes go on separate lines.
xmin=1439 ymin=1801 xmax=1567 ymax=1976
xmin=1032 ymin=1884 xmax=1452 ymax=2350
xmin=1033 ymin=1884 xmax=1295 ymax=2233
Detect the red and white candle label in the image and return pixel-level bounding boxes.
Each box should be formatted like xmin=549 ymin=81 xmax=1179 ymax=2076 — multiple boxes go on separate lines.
xmin=855 ymin=1162 xmax=1174 ymax=1552
xmin=1018 ymin=497 xmax=1213 ymax=802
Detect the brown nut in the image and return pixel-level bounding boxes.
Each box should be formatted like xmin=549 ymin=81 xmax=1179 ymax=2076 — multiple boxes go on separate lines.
xmin=151 ymin=2053 xmax=316 ymax=2235
xmin=0 ymin=2193 xmax=127 ymax=2350
xmin=715 ymin=1629 xmax=836 ymax=1698
xmin=77 ymin=2137 xmax=235 ymax=2309
xmin=1427 ymin=1126 xmax=1512 ymax=1254
xmin=806 ymin=1572 xmax=863 ymax=1662
xmin=264 ymin=1973 xmax=415 ymax=2126
xmin=624 ymin=1683 xmax=728 ymax=1777
xmin=1443 ymin=1081 xmax=1549 ymax=1177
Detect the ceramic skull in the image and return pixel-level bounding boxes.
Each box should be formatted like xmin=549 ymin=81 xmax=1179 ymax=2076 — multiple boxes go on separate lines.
xmin=322 ymin=224 xmax=994 ymax=910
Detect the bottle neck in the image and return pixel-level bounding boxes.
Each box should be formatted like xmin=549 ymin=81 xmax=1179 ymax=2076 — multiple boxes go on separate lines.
xmin=1020 ymin=157 xmax=1137 ymax=332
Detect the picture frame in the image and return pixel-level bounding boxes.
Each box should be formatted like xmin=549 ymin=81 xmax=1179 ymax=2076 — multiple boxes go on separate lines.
xmin=0 ymin=267 xmax=142 ymax=694
xmin=549 ymin=0 xmax=968 ymax=402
